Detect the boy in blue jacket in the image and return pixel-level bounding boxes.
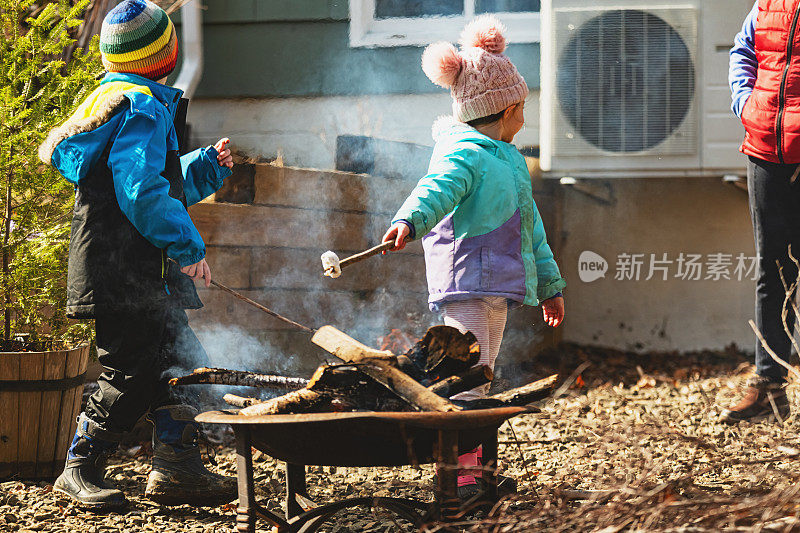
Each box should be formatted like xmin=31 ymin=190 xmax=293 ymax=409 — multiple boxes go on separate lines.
xmin=39 ymin=0 xmax=236 ymax=508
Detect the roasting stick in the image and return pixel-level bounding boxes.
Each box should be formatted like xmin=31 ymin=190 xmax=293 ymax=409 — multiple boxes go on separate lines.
xmin=168 ymin=258 xmax=314 ymax=333
xmin=321 ymin=241 xmax=396 ymax=278
xmin=209 ymin=279 xmax=314 ymax=333
xmin=337 ymin=241 xmax=395 ymax=269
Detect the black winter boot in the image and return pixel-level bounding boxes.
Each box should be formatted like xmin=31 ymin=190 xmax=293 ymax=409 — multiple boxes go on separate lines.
xmin=144 ymin=405 xmax=236 ymax=506
xmin=53 ymin=413 xmax=127 ymax=509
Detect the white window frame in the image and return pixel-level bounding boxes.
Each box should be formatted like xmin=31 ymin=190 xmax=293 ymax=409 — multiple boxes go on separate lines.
xmin=349 ymin=0 xmax=541 ymax=48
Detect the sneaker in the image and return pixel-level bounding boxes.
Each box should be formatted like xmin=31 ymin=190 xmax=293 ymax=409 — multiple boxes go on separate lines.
xmin=720 ymin=376 xmax=791 ymax=424
xmin=450 ymin=474 xmax=518 ymax=505
xmin=484 ymin=474 xmax=517 ymax=497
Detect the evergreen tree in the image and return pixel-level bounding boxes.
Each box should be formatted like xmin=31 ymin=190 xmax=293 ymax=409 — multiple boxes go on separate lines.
xmin=0 ymin=0 xmax=101 ymax=346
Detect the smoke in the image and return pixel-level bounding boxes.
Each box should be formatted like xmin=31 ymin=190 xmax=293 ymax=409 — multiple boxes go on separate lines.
xmin=193 ymin=323 xmax=302 ymax=376
xmin=162 ymin=321 xmax=307 ymax=410
xmin=175 ymin=90 xmax=545 ymax=410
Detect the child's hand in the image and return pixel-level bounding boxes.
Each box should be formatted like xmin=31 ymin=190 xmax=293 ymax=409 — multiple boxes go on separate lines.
xmin=213 ymin=138 xmax=233 ymax=169
xmin=382 ymin=222 xmax=411 ymax=251
xmin=181 ymin=258 xmax=212 ymax=288
xmin=542 ymin=295 xmax=564 ymax=328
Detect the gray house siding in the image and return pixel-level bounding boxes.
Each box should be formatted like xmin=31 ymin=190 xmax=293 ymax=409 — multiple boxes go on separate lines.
xmin=174 ymin=0 xmax=540 ymax=98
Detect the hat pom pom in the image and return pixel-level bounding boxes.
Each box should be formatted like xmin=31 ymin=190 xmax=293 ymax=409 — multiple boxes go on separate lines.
xmin=460 ymin=14 xmax=506 ymax=54
xmin=422 ymin=41 xmax=462 ymax=88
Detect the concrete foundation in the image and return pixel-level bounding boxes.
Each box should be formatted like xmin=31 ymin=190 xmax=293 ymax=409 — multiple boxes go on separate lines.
xmin=556 ymin=176 xmax=757 ymax=353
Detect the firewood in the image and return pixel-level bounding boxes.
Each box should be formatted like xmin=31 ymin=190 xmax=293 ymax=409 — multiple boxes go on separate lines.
xmin=223 ymin=393 xmax=263 ymax=408
xmin=311 ymin=326 xmax=461 ymax=412
xmin=306 ymin=364 xmax=368 ymax=391
xmin=405 ymin=326 xmax=480 ymax=379
xmin=307 ymin=363 xmax=415 ymax=412
xmin=428 ymin=365 xmax=493 ymax=398
xmin=489 ymin=374 xmax=559 ymax=406
xmin=238 ymin=388 xmax=332 ymax=416
xmin=169 ymin=367 xmax=309 ymax=389
xmin=310 ymin=327 xmax=396 ymax=360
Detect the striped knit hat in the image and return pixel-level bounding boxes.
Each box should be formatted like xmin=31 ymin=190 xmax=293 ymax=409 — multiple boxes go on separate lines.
xmin=100 ymin=0 xmax=178 ymax=81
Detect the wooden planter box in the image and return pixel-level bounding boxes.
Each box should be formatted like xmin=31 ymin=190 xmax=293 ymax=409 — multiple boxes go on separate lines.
xmin=0 ymin=344 xmax=90 ymax=480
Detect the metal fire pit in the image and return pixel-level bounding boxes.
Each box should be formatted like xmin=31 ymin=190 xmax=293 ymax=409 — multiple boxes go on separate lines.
xmin=197 ymin=406 xmax=528 ymax=533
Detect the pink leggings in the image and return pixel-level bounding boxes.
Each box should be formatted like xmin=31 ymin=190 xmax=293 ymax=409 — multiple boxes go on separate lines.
xmin=442 ymin=297 xmax=509 ymax=486
xmin=442 ymin=296 xmax=508 ymax=401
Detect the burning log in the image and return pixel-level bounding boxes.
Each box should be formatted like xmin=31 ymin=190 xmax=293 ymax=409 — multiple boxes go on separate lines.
xmin=239 ymin=388 xmax=331 ymax=416
xmin=231 ymin=371 xmax=558 ymax=415
xmin=311 ymin=326 xmax=461 ymax=412
xmin=223 ymin=393 xmax=263 ymax=408
xmin=307 ymin=364 xmax=411 ymax=411
xmin=169 ymin=367 xmax=309 ymax=389
xmin=179 ymin=325 xmax=554 ymax=417
xmin=306 ymin=364 xmax=368 ymax=391
xmin=488 ymin=374 xmax=559 ymax=406
xmin=405 ymin=326 xmax=480 ymax=380
xmin=428 ymin=365 xmax=493 ymax=398
xmin=228 ymin=364 xmax=414 ymax=415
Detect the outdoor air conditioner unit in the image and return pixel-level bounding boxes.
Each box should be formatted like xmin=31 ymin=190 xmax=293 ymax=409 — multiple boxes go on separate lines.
xmin=539 ymin=0 xmax=754 ymax=178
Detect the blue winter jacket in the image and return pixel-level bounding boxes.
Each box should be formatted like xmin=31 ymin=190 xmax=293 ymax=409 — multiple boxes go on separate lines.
xmin=46 ymin=73 xmax=230 ymax=267
xmin=393 ymin=118 xmax=566 ymax=311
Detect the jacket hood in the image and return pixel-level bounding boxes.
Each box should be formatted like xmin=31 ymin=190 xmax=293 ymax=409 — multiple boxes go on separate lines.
xmin=38 ymin=73 xmax=182 ymax=184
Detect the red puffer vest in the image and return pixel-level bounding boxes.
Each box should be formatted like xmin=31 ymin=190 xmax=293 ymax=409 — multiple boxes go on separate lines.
xmin=741 ymin=0 xmax=800 ymax=163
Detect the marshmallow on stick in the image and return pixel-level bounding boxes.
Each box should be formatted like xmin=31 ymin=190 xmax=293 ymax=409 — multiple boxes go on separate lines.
xmin=321 ymin=251 xmax=342 ymax=278
xmin=321 ymin=241 xmax=395 ymax=278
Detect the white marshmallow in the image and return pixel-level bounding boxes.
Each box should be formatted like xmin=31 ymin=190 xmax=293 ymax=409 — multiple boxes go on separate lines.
xmin=321 ymin=251 xmax=342 ymax=278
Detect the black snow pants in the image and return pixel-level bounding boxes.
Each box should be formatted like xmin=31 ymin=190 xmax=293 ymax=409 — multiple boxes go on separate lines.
xmin=84 ymin=306 xmax=209 ymax=434
xmin=747 ymin=155 xmax=800 ymax=383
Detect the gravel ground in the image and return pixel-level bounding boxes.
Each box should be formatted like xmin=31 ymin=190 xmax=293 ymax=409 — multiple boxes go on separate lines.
xmin=2 ymin=344 xmax=800 ymax=532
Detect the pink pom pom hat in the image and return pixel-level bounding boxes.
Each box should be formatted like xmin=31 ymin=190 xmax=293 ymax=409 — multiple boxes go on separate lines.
xmin=421 ymin=15 xmax=529 ymax=123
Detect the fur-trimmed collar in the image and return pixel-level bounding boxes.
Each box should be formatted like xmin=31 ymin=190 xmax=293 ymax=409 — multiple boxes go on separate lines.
xmin=38 ymin=93 xmax=128 ymax=166
xmin=431 ymin=115 xmax=465 ymax=141
xmin=431 ymin=115 xmax=502 ymax=151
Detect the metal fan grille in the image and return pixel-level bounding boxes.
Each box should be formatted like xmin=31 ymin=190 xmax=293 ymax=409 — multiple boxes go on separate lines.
xmin=553 ymin=8 xmax=697 ymax=155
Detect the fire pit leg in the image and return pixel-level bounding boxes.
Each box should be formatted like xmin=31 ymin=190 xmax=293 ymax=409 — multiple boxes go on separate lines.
xmin=234 ymin=427 xmax=257 ymax=533
xmin=481 ymin=428 xmax=499 ymax=502
xmin=434 ymin=429 xmax=460 ymax=521
xmin=285 ymin=463 xmax=307 ymax=520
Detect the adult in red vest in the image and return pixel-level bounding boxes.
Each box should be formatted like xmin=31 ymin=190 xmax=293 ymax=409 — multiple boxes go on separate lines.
xmin=725 ymin=0 xmax=795 ymax=423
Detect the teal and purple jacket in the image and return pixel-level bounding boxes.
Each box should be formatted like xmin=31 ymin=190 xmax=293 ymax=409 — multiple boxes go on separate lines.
xmin=393 ymin=118 xmax=566 ymax=311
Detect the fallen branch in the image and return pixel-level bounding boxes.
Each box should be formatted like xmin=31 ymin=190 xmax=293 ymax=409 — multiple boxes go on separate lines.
xmin=552 ymin=362 xmax=591 ymax=398
xmin=490 ymin=374 xmax=559 ymax=405
xmin=748 ymin=320 xmax=800 ymax=380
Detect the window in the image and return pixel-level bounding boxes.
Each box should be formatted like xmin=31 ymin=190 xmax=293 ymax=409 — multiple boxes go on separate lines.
xmin=350 ymin=0 xmax=541 ymax=48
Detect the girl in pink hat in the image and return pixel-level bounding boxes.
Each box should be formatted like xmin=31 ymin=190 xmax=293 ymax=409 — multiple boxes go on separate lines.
xmin=383 ymin=15 xmax=566 ymax=501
